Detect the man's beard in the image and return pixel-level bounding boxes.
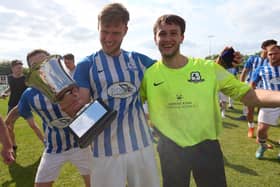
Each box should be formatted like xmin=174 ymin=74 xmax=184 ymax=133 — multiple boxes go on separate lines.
xmin=161 ymin=45 xmax=180 ymax=59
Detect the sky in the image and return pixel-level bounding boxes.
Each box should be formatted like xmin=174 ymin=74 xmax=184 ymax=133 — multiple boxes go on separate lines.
xmin=0 ymin=0 xmax=279 ymax=66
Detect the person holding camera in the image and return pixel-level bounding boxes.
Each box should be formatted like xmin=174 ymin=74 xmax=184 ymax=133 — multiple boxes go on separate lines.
xmin=140 ymin=14 xmax=280 ymax=187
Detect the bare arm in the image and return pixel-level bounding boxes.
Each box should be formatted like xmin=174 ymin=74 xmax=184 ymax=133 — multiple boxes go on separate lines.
xmin=241 ymin=89 xmax=280 ymax=108
xmin=6 ymin=106 xmax=44 ymax=144
xmin=5 ymin=106 xmax=20 ymax=146
xmin=0 ymin=116 xmax=15 ymax=165
xmin=26 ymin=118 xmax=44 ymax=143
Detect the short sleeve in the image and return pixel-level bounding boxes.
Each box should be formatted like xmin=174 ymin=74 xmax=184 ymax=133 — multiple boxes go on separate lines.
xmin=73 ymin=56 xmax=92 ymax=89
xmin=215 ymin=63 xmax=250 ymax=101
xmin=18 ymin=90 xmax=33 ymax=119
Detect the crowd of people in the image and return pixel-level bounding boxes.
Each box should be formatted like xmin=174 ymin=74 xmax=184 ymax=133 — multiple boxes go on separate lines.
xmin=1 ymin=2 xmax=280 ymax=187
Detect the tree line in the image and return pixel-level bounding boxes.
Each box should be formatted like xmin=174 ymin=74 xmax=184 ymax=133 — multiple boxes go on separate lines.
xmin=0 ymin=61 xmax=28 ymax=76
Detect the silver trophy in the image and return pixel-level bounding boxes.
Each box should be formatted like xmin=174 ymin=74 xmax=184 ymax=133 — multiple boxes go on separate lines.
xmin=26 ymin=55 xmax=76 ymax=103
xmin=26 ymin=55 xmax=117 ymax=148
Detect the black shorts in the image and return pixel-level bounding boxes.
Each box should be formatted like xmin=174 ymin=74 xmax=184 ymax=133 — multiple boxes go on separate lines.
xmin=157 ymin=137 xmax=227 ymax=187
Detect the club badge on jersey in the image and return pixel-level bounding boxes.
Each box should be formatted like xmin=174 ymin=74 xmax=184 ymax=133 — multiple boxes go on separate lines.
xmin=188 ymin=71 xmax=205 ymax=83
xmin=107 ymin=82 xmax=137 ymax=98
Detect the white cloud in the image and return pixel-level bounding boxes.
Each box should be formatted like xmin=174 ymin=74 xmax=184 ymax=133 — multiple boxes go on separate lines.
xmin=0 ymin=0 xmax=279 ymax=65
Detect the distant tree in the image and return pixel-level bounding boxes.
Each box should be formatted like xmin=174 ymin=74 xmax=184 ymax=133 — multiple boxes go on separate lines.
xmin=0 ymin=60 xmax=28 ymax=76
xmin=23 ymin=68 xmax=29 ymax=76
xmin=205 ymin=54 xmax=219 ymax=60
xmin=0 ymin=61 xmax=11 ymax=75
xmin=242 ymin=51 xmax=261 ymax=65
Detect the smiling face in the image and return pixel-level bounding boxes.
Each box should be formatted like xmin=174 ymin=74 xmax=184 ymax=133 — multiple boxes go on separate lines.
xmin=98 ymin=22 xmax=127 ymax=56
xmin=154 ymin=23 xmax=184 ymax=59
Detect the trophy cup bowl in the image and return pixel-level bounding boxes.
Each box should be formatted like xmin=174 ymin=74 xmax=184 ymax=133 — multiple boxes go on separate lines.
xmin=26 ymin=55 xmax=76 ymax=103
xmin=26 ymin=55 xmax=117 ymax=148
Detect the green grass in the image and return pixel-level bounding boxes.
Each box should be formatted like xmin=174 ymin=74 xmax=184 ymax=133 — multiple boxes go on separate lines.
xmin=1 ymin=98 xmax=280 ymax=187
xmin=0 ymin=98 xmax=84 ymax=187
xmin=219 ymin=102 xmax=280 ymax=187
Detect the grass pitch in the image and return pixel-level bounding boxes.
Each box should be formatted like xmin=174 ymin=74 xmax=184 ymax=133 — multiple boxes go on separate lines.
xmin=1 ymin=99 xmax=280 ymax=187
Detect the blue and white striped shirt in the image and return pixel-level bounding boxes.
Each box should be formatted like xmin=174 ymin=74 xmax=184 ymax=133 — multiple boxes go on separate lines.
xmin=244 ymin=55 xmax=268 ymax=84
xmin=18 ymin=88 xmax=79 ymax=153
xmin=74 ymin=50 xmax=154 ymax=157
xmin=252 ymin=63 xmax=280 ymax=91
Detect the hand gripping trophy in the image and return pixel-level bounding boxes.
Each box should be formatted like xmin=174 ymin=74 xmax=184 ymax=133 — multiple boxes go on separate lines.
xmin=26 ymin=55 xmax=117 ymax=148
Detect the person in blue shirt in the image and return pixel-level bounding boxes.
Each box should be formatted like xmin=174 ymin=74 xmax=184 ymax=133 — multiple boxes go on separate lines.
xmin=59 ymin=3 xmax=160 ymax=187
xmin=251 ymin=45 xmax=280 ymax=159
xmin=239 ymin=39 xmax=277 ymax=138
xmin=5 ymin=49 xmax=93 ymax=187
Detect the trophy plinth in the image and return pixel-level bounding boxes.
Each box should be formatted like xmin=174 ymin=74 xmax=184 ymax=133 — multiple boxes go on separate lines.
xmin=69 ymin=99 xmax=117 ymax=148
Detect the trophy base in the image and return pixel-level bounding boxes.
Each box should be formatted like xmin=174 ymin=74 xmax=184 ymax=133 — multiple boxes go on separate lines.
xmin=68 ymin=99 xmax=117 ymax=148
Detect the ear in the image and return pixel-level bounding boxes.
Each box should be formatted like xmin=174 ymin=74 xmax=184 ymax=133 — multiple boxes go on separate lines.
xmin=180 ymin=34 xmax=184 ymax=44
xmin=124 ymin=25 xmax=128 ymax=36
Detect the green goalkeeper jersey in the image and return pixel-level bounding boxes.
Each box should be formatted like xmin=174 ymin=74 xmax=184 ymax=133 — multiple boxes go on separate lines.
xmin=141 ymin=58 xmax=250 ymax=147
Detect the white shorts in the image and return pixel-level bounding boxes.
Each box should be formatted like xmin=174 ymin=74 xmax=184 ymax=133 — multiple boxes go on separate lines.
xmin=258 ymin=107 xmax=280 ymax=126
xmin=91 ymin=145 xmax=160 ymax=187
xmin=219 ymin=92 xmax=228 ymax=102
xmin=35 ymin=147 xmax=93 ymax=183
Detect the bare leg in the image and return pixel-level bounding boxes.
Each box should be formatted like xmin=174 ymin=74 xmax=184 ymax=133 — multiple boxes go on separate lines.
xmin=256 ymin=123 xmax=270 ymax=144
xmin=7 ymin=116 xmax=18 ymax=146
xmin=255 ymin=122 xmax=271 ymax=159
xmin=247 ymin=107 xmax=255 ymax=138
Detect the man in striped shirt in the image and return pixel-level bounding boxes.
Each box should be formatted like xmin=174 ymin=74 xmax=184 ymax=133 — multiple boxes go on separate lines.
xmin=251 ymin=45 xmax=280 ymax=159
xmin=240 ymin=39 xmax=277 ymax=138
xmin=60 ymin=3 xmax=160 ymax=187
xmin=6 ymin=49 xmax=93 ymax=187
